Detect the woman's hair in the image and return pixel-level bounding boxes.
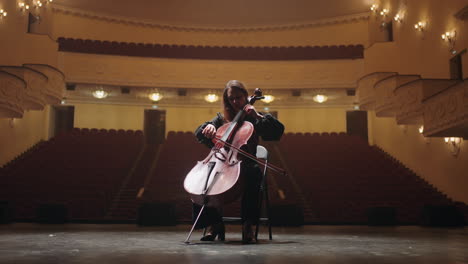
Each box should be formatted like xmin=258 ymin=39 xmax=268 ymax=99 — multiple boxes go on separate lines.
xmin=223 ymin=80 xmax=248 ymax=121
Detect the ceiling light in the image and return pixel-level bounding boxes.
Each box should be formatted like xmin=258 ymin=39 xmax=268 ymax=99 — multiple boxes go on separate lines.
xmin=92 ymin=87 xmax=108 ymax=99
xmin=149 ymin=92 xmax=163 ymax=102
xmin=263 ymin=95 xmax=275 ymax=104
xmin=204 ymin=93 xmax=219 ymax=103
xmin=313 ymin=94 xmax=328 ymax=103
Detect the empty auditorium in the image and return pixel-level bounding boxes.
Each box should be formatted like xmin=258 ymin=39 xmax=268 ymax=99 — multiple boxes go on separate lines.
xmin=0 ymin=0 xmax=467 ymax=263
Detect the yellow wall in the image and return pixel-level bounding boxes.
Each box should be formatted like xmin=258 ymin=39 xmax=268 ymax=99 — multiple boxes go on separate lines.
xmin=0 ymin=2 xmax=58 ymax=66
xmin=366 ymin=0 xmax=468 ymax=78
xmin=72 ymin=103 xmax=347 ymax=134
xmin=0 ymin=107 xmax=50 ymax=166
xmin=280 ymin=108 xmax=347 ymax=133
xmin=368 ymin=111 xmax=468 ymax=203
xmin=166 ymin=106 xmax=220 ymax=133
xmin=73 ymin=103 xmax=145 ymax=130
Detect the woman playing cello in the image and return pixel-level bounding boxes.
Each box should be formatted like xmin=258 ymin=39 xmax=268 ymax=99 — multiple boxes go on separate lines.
xmin=192 ymin=80 xmax=284 ymax=243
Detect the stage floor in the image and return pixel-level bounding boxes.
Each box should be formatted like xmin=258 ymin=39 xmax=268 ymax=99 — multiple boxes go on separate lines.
xmin=0 ymin=223 xmax=467 ymax=264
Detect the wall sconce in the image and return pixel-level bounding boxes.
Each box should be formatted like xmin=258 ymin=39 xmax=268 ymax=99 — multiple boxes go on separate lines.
xmin=204 ymin=93 xmax=219 ymax=103
xmin=414 ymin=21 xmax=426 ymax=31
xmin=370 ymin=4 xmax=379 ymax=12
xmin=0 ymin=9 xmax=7 ymax=18
xmin=394 ymin=13 xmax=403 ymax=23
xmin=418 ymin=125 xmax=424 ymax=134
xmin=262 ymin=95 xmax=275 ymax=104
xmin=313 ymin=94 xmax=328 ymax=103
xmin=33 ymin=1 xmax=43 ymax=8
xmin=18 ymin=2 xmax=30 ymax=11
xmin=380 ymin=8 xmax=389 ymax=17
xmin=419 ymin=125 xmax=431 ymax=143
xmin=441 ymin=31 xmax=456 ymax=41
xmin=93 ymin=87 xmax=108 ymax=99
xmin=441 ymin=30 xmax=457 ymax=54
xmin=444 ymin=137 xmax=462 ymax=156
xmin=148 ymin=92 xmax=163 ymax=102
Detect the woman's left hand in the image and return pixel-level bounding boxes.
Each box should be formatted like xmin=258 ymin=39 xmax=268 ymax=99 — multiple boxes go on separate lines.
xmin=244 ymin=105 xmax=263 ymax=120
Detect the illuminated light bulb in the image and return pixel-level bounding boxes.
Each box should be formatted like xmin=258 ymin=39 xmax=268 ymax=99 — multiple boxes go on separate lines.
xmin=93 ymin=89 xmax=108 ymax=99
xmin=370 ymin=4 xmax=378 ymax=11
xmin=380 ymin=8 xmax=388 ymax=16
xmin=204 ymin=93 xmax=219 ymax=103
xmin=418 ymin=126 xmax=424 ymax=134
xmin=313 ymin=94 xmax=328 ymax=103
xmin=414 ymin=21 xmax=425 ymax=31
xmin=394 ymin=14 xmax=403 ymax=22
xmin=148 ymin=92 xmax=163 ymax=102
xmin=263 ymin=95 xmax=275 ymax=104
xmin=444 ymin=137 xmax=450 ymax=143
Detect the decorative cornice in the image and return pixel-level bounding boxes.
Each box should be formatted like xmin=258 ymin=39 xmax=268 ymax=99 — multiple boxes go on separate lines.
xmin=57 ymin=38 xmax=364 ymax=61
xmin=51 ymin=4 xmax=369 ymax=33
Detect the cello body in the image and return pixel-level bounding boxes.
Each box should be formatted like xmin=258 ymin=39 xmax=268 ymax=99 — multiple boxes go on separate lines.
xmin=183 ymin=121 xmax=254 ymax=207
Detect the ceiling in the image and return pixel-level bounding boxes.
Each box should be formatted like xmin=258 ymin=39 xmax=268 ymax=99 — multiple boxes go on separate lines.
xmin=52 ymin=0 xmax=373 ymax=27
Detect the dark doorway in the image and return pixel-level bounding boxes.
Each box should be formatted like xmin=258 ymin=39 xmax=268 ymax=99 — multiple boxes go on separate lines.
xmin=53 ymin=106 xmax=74 ymax=136
xmin=450 ymin=49 xmax=465 ymax=80
xmin=346 ymin=111 xmax=368 ymax=141
xmin=144 ymin=109 xmax=166 ymax=144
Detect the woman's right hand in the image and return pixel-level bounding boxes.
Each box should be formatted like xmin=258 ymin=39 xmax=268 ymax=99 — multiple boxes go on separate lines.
xmin=202 ymin=124 xmax=217 ymax=139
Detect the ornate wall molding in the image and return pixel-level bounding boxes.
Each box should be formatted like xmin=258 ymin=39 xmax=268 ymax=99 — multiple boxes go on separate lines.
xmin=23 ymin=64 xmax=65 ymax=105
xmin=60 ymin=52 xmax=363 ymax=90
xmin=0 ymin=71 xmax=26 ymax=118
xmin=52 ymin=5 xmax=369 ymax=33
xmin=57 ymin=38 xmax=364 ymax=61
xmin=356 ymin=72 xmax=397 ymax=111
xmin=395 ymin=79 xmax=458 ymax=125
xmin=0 ymin=66 xmax=48 ymax=111
xmin=374 ymin=75 xmax=421 ymax=119
xmin=423 ymin=80 xmax=467 ymax=138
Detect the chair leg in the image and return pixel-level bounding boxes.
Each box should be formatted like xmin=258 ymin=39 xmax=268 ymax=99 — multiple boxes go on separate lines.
xmin=264 ymin=180 xmax=273 ymax=240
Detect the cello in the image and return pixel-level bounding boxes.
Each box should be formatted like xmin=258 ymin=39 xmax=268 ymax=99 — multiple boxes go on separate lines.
xmin=183 ymin=88 xmax=286 ymax=243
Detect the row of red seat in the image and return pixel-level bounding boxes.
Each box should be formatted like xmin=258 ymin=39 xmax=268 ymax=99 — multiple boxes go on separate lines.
xmin=0 ymin=128 xmax=145 ymax=220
